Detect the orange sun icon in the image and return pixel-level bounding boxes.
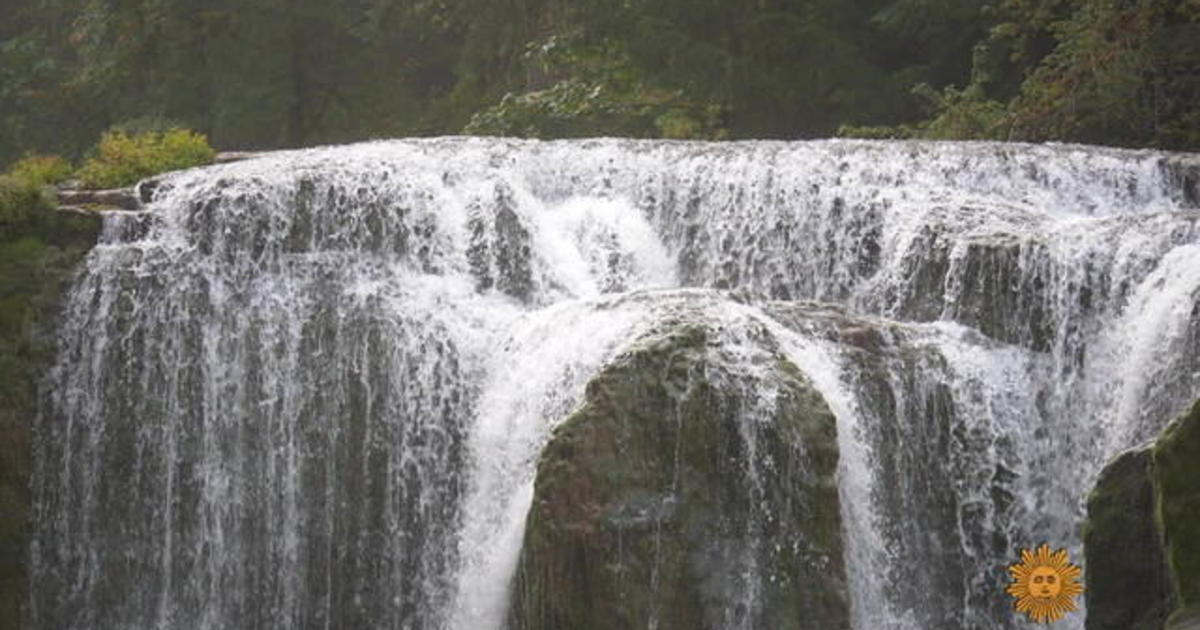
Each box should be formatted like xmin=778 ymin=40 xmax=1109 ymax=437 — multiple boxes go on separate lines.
xmin=1006 ymin=543 xmax=1084 ymax=624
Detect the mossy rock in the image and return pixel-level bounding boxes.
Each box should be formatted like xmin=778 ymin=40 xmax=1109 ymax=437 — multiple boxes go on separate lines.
xmin=1084 ymin=398 xmax=1200 ymax=630
xmin=1083 ymin=448 xmax=1175 ymax=630
xmin=507 ymin=322 xmax=848 ymax=630
xmin=1155 ymin=399 xmax=1200 ymax=614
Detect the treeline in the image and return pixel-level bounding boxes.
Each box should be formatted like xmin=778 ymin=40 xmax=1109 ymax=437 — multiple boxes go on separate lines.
xmin=1 ymin=0 xmax=1197 ymax=163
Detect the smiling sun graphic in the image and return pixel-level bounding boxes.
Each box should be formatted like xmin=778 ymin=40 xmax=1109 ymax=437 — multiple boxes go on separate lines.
xmin=1006 ymin=543 xmax=1084 ymax=623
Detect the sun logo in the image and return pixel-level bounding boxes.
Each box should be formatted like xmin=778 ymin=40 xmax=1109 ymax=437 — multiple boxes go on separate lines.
xmin=1006 ymin=543 xmax=1084 ymax=624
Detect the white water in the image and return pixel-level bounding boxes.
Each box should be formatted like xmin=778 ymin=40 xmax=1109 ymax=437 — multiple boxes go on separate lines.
xmin=32 ymin=138 xmax=1200 ymax=629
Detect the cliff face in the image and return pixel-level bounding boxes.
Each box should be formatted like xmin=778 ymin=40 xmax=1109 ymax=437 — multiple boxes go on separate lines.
xmin=0 ymin=200 xmax=100 ymax=629
xmin=506 ymin=322 xmax=848 ymax=630
xmin=1085 ymin=399 xmax=1200 ymax=630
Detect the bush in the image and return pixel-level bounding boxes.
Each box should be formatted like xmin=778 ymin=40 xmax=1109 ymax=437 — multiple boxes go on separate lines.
xmin=5 ymin=154 xmax=73 ymax=188
xmin=0 ymin=176 xmax=55 ymax=240
xmin=77 ymin=128 xmax=215 ymax=189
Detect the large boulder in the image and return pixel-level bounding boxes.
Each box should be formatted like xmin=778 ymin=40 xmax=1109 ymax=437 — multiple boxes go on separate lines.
xmin=1084 ymin=398 xmax=1200 ymax=630
xmin=1083 ymin=449 xmax=1175 ymax=630
xmin=506 ymin=322 xmax=848 ymax=630
xmin=1155 ymin=400 xmax=1200 ymax=630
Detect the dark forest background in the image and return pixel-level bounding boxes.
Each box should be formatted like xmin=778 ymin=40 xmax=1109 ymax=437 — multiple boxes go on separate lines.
xmin=2 ymin=0 xmax=1199 ymax=163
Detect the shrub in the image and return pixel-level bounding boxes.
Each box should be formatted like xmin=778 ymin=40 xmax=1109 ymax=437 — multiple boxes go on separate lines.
xmin=5 ymin=154 xmax=73 ymax=188
xmin=77 ymin=128 xmax=215 ymax=189
xmin=899 ymin=83 xmax=1011 ymax=141
xmin=0 ymin=176 xmax=55 ymax=240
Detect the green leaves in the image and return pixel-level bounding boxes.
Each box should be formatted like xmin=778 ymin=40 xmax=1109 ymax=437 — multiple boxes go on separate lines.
xmin=1 ymin=0 xmax=1197 ymax=153
xmin=463 ymin=35 xmax=729 ymax=140
xmin=77 ymin=128 xmax=214 ymax=189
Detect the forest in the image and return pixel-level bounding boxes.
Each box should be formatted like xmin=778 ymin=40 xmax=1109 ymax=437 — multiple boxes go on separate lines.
xmin=1 ymin=0 xmax=1199 ymax=165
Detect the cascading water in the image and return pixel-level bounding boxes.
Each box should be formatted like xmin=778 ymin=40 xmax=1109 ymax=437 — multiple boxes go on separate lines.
xmin=31 ymin=138 xmax=1200 ymax=629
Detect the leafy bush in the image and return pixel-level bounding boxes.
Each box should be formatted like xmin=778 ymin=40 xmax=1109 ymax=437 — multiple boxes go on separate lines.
xmin=77 ymin=128 xmax=215 ymax=189
xmin=464 ymin=36 xmax=728 ymax=140
xmin=0 ymin=176 xmax=55 ymax=240
xmin=915 ymin=83 xmax=1010 ymax=141
xmin=6 ymin=154 xmax=73 ymax=187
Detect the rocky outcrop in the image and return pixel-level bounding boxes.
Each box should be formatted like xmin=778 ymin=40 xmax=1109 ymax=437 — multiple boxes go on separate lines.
xmin=507 ymin=322 xmax=848 ymax=630
xmin=56 ymin=187 xmax=140 ymax=211
xmin=1084 ymin=399 xmax=1200 ymax=630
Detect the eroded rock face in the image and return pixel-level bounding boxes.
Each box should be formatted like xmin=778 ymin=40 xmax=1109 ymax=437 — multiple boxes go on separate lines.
xmin=507 ymin=322 xmax=848 ymax=630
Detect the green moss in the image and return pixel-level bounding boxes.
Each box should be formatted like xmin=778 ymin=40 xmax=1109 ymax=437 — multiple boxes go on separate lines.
xmin=78 ymin=128 xmax=214 ymax=189
xmin=1154 ymin=399 xmax=1200 ymax=611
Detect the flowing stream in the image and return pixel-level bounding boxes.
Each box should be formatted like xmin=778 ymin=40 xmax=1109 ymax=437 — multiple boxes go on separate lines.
xmin=31 ymin=138 xmax=1200 ymax=629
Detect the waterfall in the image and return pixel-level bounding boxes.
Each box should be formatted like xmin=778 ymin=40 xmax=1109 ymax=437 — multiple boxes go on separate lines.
xmin=31 ymin=138 xmax=1200 ymax=629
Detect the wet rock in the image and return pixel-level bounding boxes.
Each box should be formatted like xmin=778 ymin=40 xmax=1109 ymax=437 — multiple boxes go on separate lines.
xmin=1155 ymin=400 xmax=1200 ymax=629
xmin=507 ymin=323 xmax=848 ymax=630
xmin=1085 ymin=398 xmax=1200 ymax=630
xmin=1083 ymin=448 xmax=1174 ymax=630
xmin=1161 ymin=155 xmax=1200 ymax=208
xmin=57 ymin=187 xmax=140 ymax=211
xmin=467 ymin=183 xmax=533 ymax=301
xmin=213 ymin=151 xmax=262 ymax=164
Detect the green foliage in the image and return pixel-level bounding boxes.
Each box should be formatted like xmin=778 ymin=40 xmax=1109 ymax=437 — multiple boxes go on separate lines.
xmin=0 ymin=0 xmax=1198 ymax=153
xmin=655 ymin=106 xmax=728 ymax=140
xmin=5 ymin=154 xmax=72 ymax=188
xmin=1005 ymin=0 xmax=1200 ymax=149
xmin=914 ymin=83 xmax=1010 ymax=140
xmin=464 ymin=36 xmax=728 ymax=140
xmin=917 ymin=0 xmax=1200 ymax=149
xmin=78 ymin=128 xmax=214 ymax=189
xmin=465 ymin=75 xmax=728 ymax=140
xmin=0 ymin=175 xmax=55 ymax=240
